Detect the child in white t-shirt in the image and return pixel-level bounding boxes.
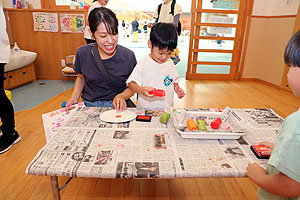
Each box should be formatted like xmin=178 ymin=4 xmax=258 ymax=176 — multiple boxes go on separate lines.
xmin=127 ymin=23 xmax=184 ymax=109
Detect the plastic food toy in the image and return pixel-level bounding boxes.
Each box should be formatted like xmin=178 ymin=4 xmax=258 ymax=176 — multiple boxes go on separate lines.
xmin=210 ymin=118 xmax=222 ymax=129
xmin=159 ymin=112 xmax=170 ymax=124
xmin=61 ymin=101 xmax=67 ymax=108
xmin=197 ymin=119 xmax=207 ymax=131
xmin=149 ymin=89 xmax=165 ymax=97
xmin=186 ymin=119 xmax=197 ymax=131
xmin=62 ymin=101 xmax=78 ymax=108
xmin=250 ymin=145 xmax=271 ymax=159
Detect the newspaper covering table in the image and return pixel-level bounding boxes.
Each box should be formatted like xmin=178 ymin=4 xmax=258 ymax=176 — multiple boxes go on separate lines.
xmin=26 ymin=106 xmax=283 ymax=179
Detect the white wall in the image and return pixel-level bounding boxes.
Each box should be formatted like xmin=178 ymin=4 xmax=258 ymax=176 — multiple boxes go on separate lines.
xmin=2 ymin=0 xmax=41 ymax=8
xmin=1 ymin=0 xmax=191 ymax=11
xmin=253 ymin=0 xmax=299 ymax=16
xmin=112 ymin=0 xmax=191 ymax=12
xmin=2 ymin=0 xmax=298 ymax=15
xmin=243 ymin=0 xmax=299 ymax=85
xmin=252 ymin=0 xmax=269 ymax=15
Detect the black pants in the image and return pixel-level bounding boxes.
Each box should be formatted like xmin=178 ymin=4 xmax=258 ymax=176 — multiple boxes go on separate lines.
xmin=0 ymin=63 xmax=15 ymax=136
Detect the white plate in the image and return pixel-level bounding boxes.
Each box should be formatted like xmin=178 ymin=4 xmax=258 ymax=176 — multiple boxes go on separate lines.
xmin=100 ymin=110 xmax=137 ymax=123
xmin=176 ymin=129 xmax=245 ymax=140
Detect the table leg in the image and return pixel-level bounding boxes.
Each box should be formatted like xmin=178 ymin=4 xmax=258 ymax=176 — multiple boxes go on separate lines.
xmin=51 ymin=176 xmax=61 ymax=200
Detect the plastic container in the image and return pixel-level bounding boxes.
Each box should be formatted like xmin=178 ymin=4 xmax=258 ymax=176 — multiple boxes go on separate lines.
xmin=17 ymin=0 xmax=22 ymax=9
xmin=70 ymin=0 xmax=76 ymax=9
xmin=13 ymin=0 xmax=17 ymax=8
xmin=12 ymin=42 xmax=20 ymax=53
xmin=22 ymin=1 xmax=29 ymax=9
xmin=77 ymin=0 xmax=84 ymax=9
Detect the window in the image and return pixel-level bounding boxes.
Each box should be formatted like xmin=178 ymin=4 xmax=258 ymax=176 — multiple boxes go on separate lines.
xmin=56 ymin=0 xmax=72 ymax=6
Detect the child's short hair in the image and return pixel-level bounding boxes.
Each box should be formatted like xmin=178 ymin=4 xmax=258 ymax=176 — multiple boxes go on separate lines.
xmin=88 ymin=7 xmax=118 ymax=35
xmin=284 ymin=30 xmax=300 ymax=67
xmin=150 ymin=23 xmax=178 ymax=51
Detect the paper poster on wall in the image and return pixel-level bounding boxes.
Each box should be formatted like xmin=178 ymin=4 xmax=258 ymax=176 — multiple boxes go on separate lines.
xmin=60 ymin=14 xmax=85 ymax=33
xmin=33 ymin=12 xmax=58 ymax=32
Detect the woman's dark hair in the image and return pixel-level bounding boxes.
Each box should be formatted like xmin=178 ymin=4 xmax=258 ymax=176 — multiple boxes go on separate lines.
xmin=150 ymin=22 xmax=178 ymax=51
xmin=284 ymin=30 xmax=300 ymax=67
xmin=88 ymin=7 xmax=118 ymax=35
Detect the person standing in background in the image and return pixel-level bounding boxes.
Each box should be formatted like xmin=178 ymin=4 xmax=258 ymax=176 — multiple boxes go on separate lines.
xmin=170 ymin=46 xmax=180 ymax=65
xmin=154 ymin=0 xmax=182 ymax=28
xmin=121 ymin=19 xmax=125 ymax=29
xmin=83 ymin=0 xmax=109 ymax=44
xmin=0 ymin=2 xmax=21 ymax=154
xmin=121 ymin=19 xmax=126 ymax=39
xmin=131 ymin=17 xmax=139 ymax=42
xmin=154 ymin=0 xmax=182 ymax=65
xmin=143 ymin=21 xmax=148 ymax=40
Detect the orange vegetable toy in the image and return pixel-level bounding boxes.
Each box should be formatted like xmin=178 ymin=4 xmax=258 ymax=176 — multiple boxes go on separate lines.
xmin=186 ymin=119 xmax=197 ymax=131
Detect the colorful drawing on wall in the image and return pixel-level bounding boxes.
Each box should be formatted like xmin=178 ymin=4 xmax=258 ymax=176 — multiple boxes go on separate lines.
xmin=60 ymin=14 xmax=85 ymax=33
xmin=33 ymin=12 xmax=58 ymax=32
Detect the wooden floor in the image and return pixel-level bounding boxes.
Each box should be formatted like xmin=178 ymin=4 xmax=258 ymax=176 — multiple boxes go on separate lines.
xmin=1 ymin=80 xmax=300 ymax=200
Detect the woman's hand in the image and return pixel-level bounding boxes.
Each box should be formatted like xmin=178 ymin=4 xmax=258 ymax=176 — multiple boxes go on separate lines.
xmin=113 ymin=94 xmax=127 ymax=112
xmin=65 ymin=74 xmax=85 ymax=113
xmin=113 ymin=88 xmax=135 ymax=112
xmin=246 ymin=163 xmax=266 ymax=182
xmin=65 ymin=98 xmax=78 ymax=113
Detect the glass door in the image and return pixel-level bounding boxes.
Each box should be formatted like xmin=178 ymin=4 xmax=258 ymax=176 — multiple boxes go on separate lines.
xmin=186 ymin=0 xmax=249 ymax=80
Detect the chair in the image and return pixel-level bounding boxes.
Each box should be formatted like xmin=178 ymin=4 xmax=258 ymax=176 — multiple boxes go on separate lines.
xmin=61 ymin=55 xmax=77 ymax=84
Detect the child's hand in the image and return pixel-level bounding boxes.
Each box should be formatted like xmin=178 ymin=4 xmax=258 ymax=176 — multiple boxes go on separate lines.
xmin=140 ymin=86 xmax=155 ymax=98
xmin=246 ymin=163 xmax=266 ymax=181
xmin=259 ymin=141 xmax=274 ymax=155
xmin=175 ymin=86 xmax=185 ymax=99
